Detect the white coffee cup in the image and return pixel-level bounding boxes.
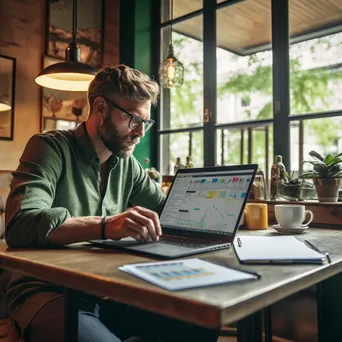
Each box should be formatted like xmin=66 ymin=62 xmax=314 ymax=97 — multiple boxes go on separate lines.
xmin=275 ymin=204 xmax=314 ymax=229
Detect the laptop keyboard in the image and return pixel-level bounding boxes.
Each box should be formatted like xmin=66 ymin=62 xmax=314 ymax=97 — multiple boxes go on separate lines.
xmin=159 ymin=235 xmax=220 ymax=248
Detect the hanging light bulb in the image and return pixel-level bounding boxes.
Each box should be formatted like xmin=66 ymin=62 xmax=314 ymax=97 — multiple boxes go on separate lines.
xmin=0 ymin=94 xmax=11 ymax=112
xmin=158 ymin=0 xmax=184 ymax=89
xmin=167 ymin=62 xmax=176 ymax=79
xmin=35 ymin=0 xmax=97 ymax=91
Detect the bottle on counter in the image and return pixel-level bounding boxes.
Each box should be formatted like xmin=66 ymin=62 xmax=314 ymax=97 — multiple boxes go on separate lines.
xmin=270 ymin=155 xmax=287 ymax=200
xmin=174 ymin=157 xmax=184 ymax=174
xmin=185 ymin=156 xmax=193 ymax=168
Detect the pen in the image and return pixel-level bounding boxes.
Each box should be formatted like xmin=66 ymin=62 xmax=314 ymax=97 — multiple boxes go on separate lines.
xmin=237 ymin=237 xmax=242 ymax=247
xmin=304 ymin=240 xmax=331 ymax=264
xmin=224 ymin=264 xmax=261 ymax=279
xmin=209 ymin=260 xmax=261 ymax=279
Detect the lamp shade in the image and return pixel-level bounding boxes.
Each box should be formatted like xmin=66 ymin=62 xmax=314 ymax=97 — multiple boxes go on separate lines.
xmin=35 ymin=61 xmax=97 ymax=92
xmin=0 ymin=94 xmax=11 ymax=112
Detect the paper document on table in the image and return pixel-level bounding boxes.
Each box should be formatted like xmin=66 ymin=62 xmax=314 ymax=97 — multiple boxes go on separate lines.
xmin=119 ymin=258 xmax=259 ymax=291
xmin=234 ymin=236 xmax=326 ymax=264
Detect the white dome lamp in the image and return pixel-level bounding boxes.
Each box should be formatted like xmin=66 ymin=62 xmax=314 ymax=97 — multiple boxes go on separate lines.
xmin=0 ymin=94 xmax=11 ymax=112
xmin=35 ymin=0 xmax=98 ymax=91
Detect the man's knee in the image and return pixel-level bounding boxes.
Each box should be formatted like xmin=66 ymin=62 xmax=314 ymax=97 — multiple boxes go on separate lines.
xmin=26 ymin=296 xmax=121 ymax=342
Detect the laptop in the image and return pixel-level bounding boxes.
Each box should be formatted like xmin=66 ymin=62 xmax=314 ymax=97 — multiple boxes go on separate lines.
xmin=90 ymin=164 xmax=258 ymax=259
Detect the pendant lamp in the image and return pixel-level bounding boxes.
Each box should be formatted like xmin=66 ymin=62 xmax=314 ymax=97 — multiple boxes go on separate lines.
xmin=35 ymin=0 xmax=98 ymax=91
xmin=0 ymin=94 xmax=11 ymax=112
xmin=158 ymin=0 xmax=184 ymax=89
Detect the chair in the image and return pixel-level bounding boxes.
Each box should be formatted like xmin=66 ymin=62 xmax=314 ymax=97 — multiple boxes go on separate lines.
xmin=0 ymin=171 xmax=13 ymax=209
xmin=0 ymin=318 xmax=25 ymax=342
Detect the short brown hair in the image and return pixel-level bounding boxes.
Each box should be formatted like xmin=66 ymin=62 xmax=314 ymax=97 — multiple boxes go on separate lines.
xmin=87 ymin=64 xmax=159 ymax=112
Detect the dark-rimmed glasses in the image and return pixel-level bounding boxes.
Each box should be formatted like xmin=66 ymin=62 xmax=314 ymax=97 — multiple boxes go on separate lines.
xmin=103 ymin=97 xmax=155 ymax=132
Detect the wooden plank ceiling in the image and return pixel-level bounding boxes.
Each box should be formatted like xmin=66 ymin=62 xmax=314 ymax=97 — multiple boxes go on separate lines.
xmin=168 ymin=0 xmax=342 ymax=55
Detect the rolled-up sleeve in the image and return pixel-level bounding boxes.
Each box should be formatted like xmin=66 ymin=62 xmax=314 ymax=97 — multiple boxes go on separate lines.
xmin=5 ymin=135 xmax=71 ymax=248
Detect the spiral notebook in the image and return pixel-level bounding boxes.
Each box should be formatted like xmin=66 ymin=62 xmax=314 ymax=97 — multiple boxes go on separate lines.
xmin=234 ymin=236 xmax=327 ymax=264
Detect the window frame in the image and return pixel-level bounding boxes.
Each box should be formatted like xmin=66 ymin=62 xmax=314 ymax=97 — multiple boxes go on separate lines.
xmin=155 ymin=0 xmax=342 ymax=176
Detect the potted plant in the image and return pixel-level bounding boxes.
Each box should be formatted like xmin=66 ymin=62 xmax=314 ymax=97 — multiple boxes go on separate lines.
xmin=277 ymin=171 xmax=316 ymax=201
xmin=300 ymin=150 xmax=342 ymax=202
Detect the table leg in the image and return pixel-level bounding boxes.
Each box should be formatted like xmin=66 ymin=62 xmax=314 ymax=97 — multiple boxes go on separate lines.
xmin=317 ymin=272 xmax=342 ymax=342
xmin=237 ymin=310 xmax=262 ymax=342
xmin=263 ymin=307 xmax=272 ymax=342
xmin=64 ymin=288 xmax=79 ymax=342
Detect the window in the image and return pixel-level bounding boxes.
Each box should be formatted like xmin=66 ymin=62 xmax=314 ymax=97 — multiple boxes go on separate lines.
xmin=288 ymin=0 xmax=342 ymax=173
xmin=159 ymin=2 xmax=204 ymax=173
xmin=157 ymin=0 xmax=342 ymax=184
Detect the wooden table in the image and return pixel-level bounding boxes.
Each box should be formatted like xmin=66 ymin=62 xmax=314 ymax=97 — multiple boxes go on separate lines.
xmin=0 ymin=228 xmax=342 ymax=342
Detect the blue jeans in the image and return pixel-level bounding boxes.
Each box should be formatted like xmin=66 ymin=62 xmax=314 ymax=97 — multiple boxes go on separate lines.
xmin=25 ymin=296 xmax=122 ymax=342
xmin=24 ymin=294 xmax=219 ymax=342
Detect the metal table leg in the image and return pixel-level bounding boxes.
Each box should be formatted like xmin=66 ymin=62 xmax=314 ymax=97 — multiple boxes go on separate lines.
xmin=317 ymin=272 xmax=342 ymax=342
xmin=264 ymin=307 xmax=272 ymax=342
xmin=237 ymin=310 xmax=263 ymax=342
xmin=64 ymin=288 xmax=79 ymax=342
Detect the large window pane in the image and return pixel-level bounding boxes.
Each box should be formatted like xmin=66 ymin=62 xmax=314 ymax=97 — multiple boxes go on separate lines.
xmin=159 ymin=131 xmax=204 ymax=175
xmin=290 ymin=121 xmax=300 ymax=174
xmin=216 ymin=125 xmax=273 ymax=180
xmin=161 ymin=0 xmax=202 ymax=23
xmin=303 ymin=117 xmax=342 ymax=160
xmin=191 ymin=131 xmax=204 ymax=168
xmin=289 ymin=33 xmax=342 ymax=115
xmin=289 ymin=0 xmax=342 ymax=115
xmin=252 ymin=128 xmax=267 ymax=175
xmin=160 ymin=16 xmax=203 ymax=130
xmin=216 ymin=129 xmax=242 ymax=166
xmin=216 ymin=0 xmax=273 ymax=124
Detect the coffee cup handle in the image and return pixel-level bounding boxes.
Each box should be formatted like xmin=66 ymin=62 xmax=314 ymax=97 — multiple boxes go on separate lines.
xmin=302 ymin=210 xmax=314 ymax=226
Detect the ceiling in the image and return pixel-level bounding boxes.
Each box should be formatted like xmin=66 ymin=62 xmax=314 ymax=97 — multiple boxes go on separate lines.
xmin=166 ymin=0 xmax=342 ymax=55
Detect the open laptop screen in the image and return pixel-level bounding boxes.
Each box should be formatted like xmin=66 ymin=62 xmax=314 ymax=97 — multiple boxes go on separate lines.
xmin=159 ymin=167 xmax=256 ymax=236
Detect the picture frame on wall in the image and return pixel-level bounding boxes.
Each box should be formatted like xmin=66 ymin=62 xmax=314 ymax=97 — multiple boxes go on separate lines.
xmin=47 ymin=0 xmax=104 ymax=68
xmin=41 ymin=55 xmax=89 ymax=132
xmin=0 ymin=55 xmax=16 ymax=141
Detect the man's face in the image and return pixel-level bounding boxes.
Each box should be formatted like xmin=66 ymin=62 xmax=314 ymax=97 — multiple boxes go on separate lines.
xmin=98 ymin=97 xmax=151 ymax=158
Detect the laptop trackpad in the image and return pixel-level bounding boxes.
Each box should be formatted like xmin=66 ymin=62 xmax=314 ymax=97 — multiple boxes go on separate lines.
xmin=99 ymin=238 xmax=193 ymax=256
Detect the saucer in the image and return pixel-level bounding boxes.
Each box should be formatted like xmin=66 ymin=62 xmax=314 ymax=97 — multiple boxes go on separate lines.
xmin=272 ymin=224 xmax=309 ymax=235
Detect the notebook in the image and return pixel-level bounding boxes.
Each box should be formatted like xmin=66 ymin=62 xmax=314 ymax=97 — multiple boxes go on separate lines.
xmin=90 ymin=164 xmax=258 ymax=258
xmin=119 ymin=258 xmax=260 ymax=291
xmin=234 ymin=236 xmax=327 ymax=264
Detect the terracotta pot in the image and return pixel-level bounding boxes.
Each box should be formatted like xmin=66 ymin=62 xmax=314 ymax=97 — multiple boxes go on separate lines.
xmin=313 ymin=178 xmax=342 ymax=202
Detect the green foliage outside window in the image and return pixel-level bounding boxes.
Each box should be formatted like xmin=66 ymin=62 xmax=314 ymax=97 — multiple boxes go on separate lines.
xmin=165 ymin=32 xmax=342 ymax=170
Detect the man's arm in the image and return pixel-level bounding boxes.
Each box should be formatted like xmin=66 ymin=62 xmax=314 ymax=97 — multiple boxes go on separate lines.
xmin=5 ymin=135 xmax=103 ymax=247
xmin=5 ymin=134 xmax=71 ymax=248
xmin=47 ymin=216 xmax=102 ymax=245
xmin=5 ymin=135 xmax=163 ymax=248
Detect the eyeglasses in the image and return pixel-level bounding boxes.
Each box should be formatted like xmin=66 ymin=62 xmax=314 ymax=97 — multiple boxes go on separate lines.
xmin=103 ymin=98 xmax=155 ymax=133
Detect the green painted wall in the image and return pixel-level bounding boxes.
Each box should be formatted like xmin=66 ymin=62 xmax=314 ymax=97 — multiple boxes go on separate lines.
xmin=120 ymin=0 xmax=159 ymax=169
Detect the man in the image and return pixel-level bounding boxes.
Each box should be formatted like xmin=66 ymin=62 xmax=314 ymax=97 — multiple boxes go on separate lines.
xmin=5 ymin=65 xmax=219 ymax=342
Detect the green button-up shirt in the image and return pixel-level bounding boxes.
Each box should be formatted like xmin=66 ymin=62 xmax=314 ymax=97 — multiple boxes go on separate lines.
xmin=4 ymin=122 xmax=165 ymax=328
xmin=5 ymin=122 xmax=165 ymax=247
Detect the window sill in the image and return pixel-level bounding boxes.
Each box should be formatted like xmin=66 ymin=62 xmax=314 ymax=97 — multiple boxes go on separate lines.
xmin=248 ymin=199 xmax=342 ymax=228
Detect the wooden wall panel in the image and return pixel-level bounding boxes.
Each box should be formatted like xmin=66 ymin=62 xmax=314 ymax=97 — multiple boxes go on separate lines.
xmin=0 ymin=0 xmax=46 ymax=170
xmin=103 ymin=0 xmax=120 ymax=66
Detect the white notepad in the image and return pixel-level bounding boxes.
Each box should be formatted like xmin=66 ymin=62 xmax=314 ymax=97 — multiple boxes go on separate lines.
xmin=119 ymin=258 xmax=259 ymax=291
xmin=234 ymin=236 xmax=327 ymax=264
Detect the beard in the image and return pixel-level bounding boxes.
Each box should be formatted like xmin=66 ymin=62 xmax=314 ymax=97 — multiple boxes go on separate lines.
xmin=98 ymin=114 xmax=138 ymax=158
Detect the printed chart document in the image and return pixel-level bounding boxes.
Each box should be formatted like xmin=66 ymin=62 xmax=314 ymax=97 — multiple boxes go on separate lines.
xmin=119 ymin=258 xmax=259 ymax=291
xmin=234 ymin=236 xmax=326 ymax=264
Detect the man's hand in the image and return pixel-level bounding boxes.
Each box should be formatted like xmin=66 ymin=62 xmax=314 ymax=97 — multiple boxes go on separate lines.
xmin=106 ymin=206 xmax=162 ymax=242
